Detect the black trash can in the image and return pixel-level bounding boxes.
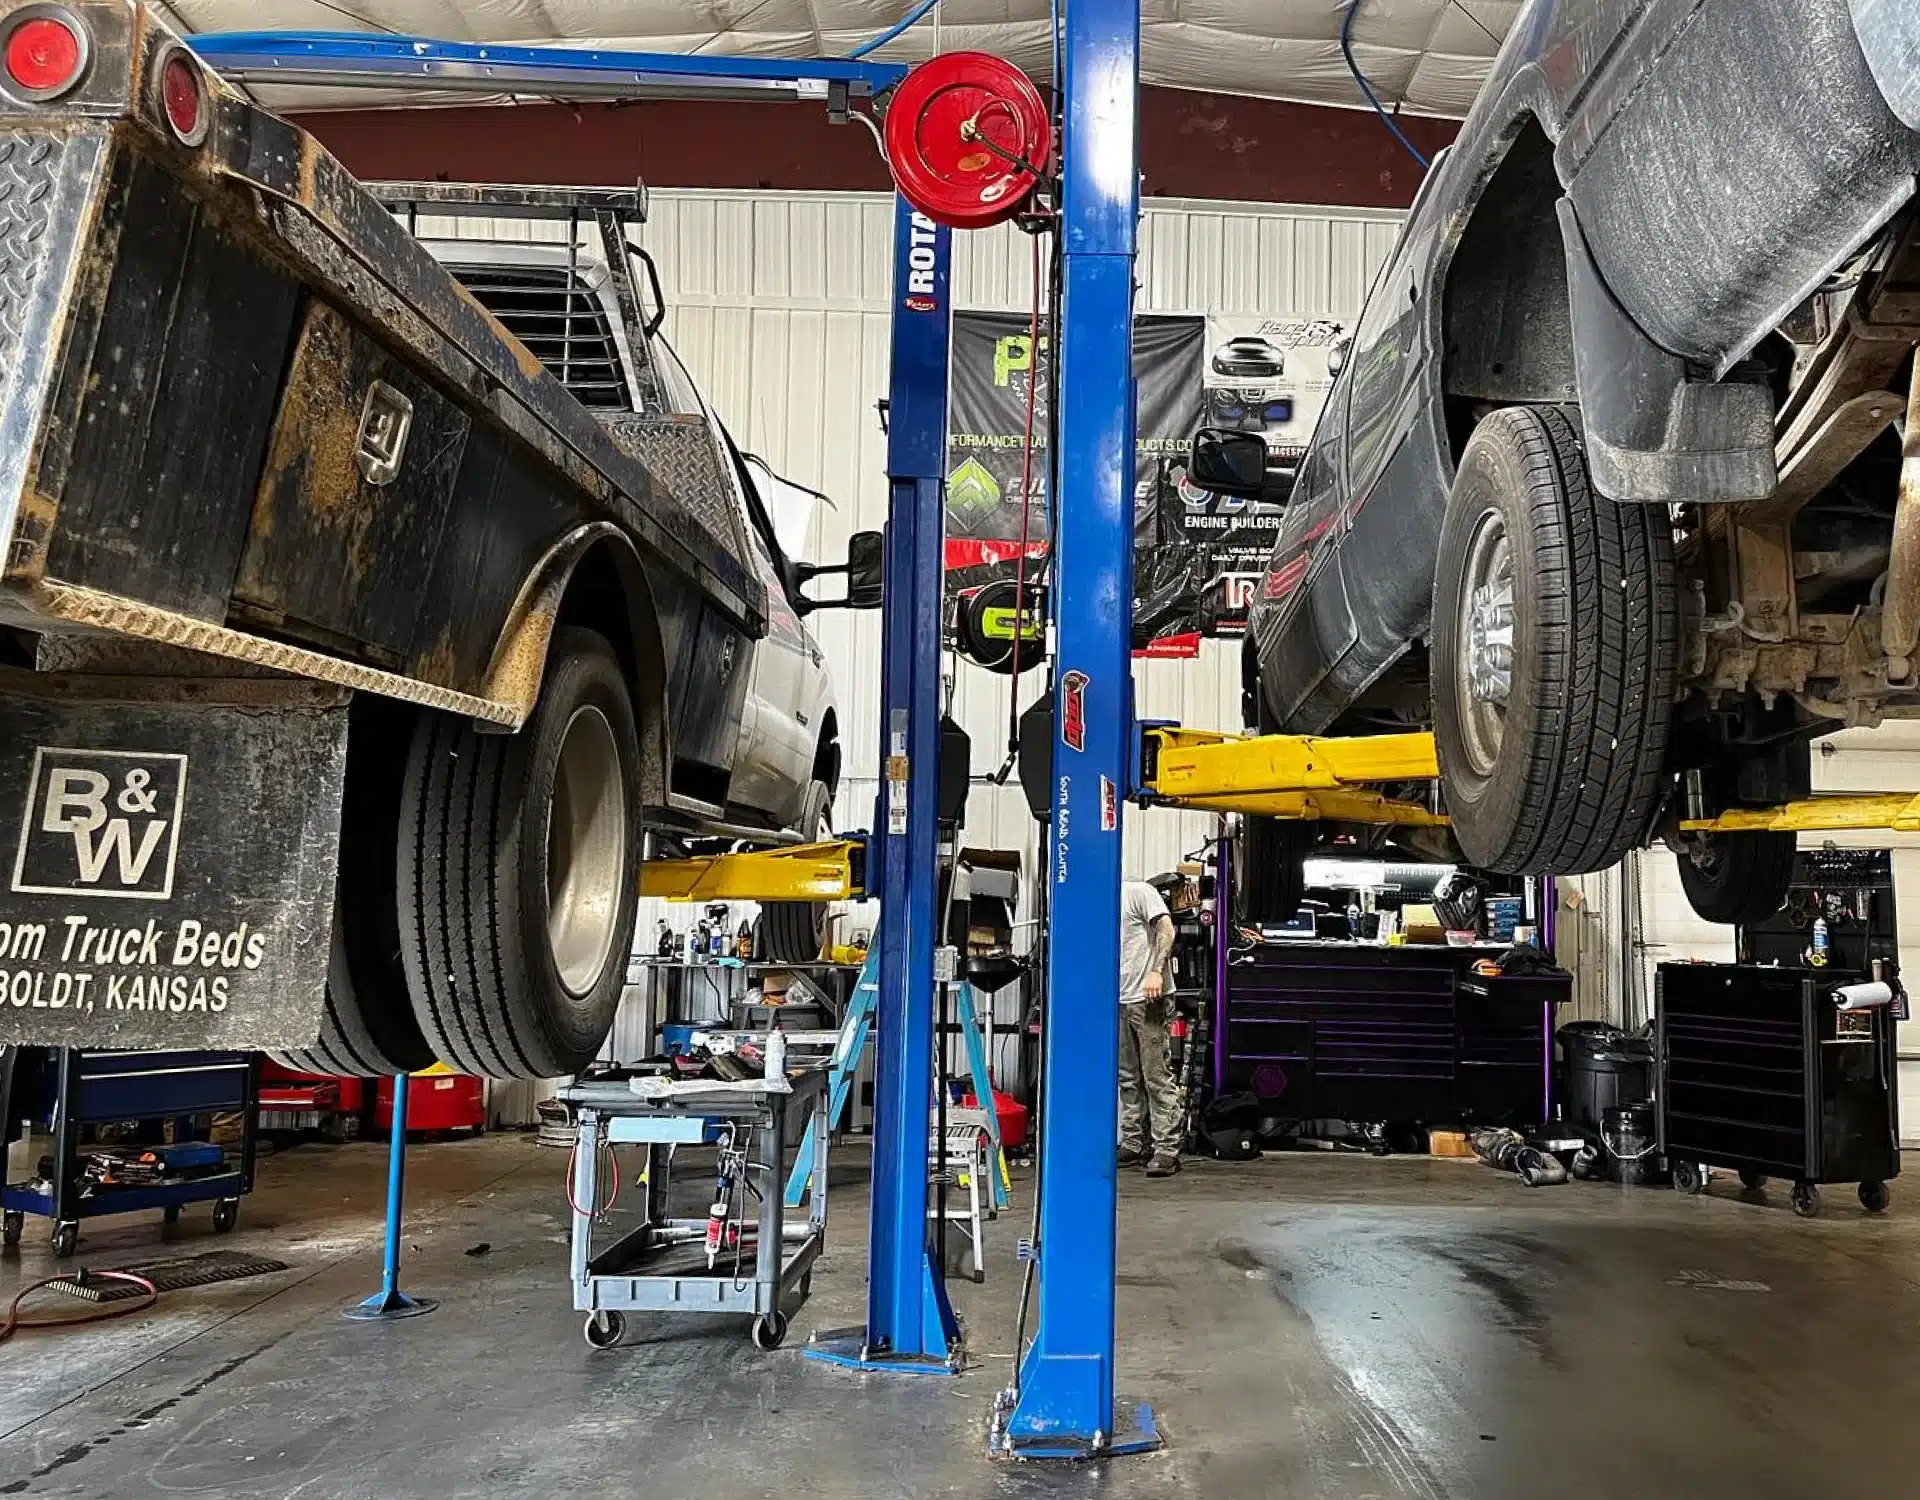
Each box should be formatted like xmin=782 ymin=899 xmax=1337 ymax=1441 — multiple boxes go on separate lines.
xmin=1559 ymin=1021 xmax=1653 ymax=1138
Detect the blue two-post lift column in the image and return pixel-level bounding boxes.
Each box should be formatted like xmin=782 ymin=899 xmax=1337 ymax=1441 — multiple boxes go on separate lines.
xmin=811 ymin=200 xmax=963 ymax=1371
xmin=999 ymin=0 xmax=1158 ymax=1459
xmin=187 ymin=30 xmax=958 ymax=1368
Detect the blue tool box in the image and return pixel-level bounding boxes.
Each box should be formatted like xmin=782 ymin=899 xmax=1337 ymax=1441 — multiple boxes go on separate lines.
xmin=2 ymin=1048 xmax=260 ymax=1257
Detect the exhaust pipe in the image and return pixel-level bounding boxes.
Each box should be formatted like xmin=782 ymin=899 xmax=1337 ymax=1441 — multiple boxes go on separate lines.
xmin=1881 ymin=363 xmax=1920 ymax=680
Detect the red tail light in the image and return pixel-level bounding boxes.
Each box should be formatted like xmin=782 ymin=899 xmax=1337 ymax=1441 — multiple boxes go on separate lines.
xmin=159 ymin=48 xmax=207 ymax=145
xmin=3 ymin=10 xmax=87 ymax=99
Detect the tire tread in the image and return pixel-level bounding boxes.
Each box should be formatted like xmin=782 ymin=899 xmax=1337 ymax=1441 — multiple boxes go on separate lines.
xmin=1439 ymin=405 xmax=1677 ymax=874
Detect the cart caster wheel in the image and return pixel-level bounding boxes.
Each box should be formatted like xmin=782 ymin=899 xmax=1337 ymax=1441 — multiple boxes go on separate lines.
xmin=212 ymin=1199 xmax=239 ymax=1233
xmin=163 ymin=1205 xmax=182 ymax=1227
xmin=1672 ymin=1160 xmax=1708 ymax=1196
xmin=3 ymin=1210 xmax=22 ymax=1247
xmin=1859 ymin=1180 xmax=1891 ymax=1214
xmin=583 ymin=1311 xmax=625 ymax=1349
xmin=51 ymin=1221 xmax=78 ymax=1258
xmin=1738 ymin=1169 xmax=1768 ymax=1192
xmin=751 ymin=1311 xmax=788 ymax=1350
xmin=1791 ymin=1183 xmax=1820 ymax=1218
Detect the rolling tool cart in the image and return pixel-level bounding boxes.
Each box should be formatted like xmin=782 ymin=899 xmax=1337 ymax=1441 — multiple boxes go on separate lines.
xmin=2 ymin=1048 xmax=260 ymax=1255
xmin=1658 ymin=962 xmax=1901 ymax=1217
xmin=560 ymin=1064 xmax=828 ymax=1350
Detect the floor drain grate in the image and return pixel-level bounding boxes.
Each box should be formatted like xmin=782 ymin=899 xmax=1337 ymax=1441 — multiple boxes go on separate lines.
xmin=43 ymin=1251 xmax=292 ymax=1303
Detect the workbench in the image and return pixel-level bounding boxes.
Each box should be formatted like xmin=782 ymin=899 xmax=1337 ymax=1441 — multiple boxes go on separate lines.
xmin=559 ymin=1066 xmax=829 ymax=1350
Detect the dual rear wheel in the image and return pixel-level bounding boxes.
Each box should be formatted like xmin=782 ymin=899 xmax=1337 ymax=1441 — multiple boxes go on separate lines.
xmin=282 ymin=628 xmax=641 ymax=1080
xmin=288 ymin=627 xmax=836 ymax=1079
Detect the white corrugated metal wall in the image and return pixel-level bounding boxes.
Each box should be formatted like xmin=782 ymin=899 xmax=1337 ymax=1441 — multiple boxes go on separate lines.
xmin=435 ymin=187 xmax=1401 ymax=1091
xmin=645 ymin=188 xmax=1401 ymax=898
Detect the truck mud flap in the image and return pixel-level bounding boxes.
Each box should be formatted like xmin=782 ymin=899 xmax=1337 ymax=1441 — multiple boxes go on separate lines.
xmin=0 ymin=679 xmax=347 ymax=1051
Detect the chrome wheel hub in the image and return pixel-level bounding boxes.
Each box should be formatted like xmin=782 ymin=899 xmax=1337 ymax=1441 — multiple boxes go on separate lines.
xmin=1456 ymin=511 xmax=1515 ymax=777
xmin=546 ymin=706 xmax=626 ymax=996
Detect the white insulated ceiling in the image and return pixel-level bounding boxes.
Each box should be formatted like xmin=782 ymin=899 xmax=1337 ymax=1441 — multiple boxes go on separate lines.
xmin=163 ymin=0 xmax=1523 ymax=118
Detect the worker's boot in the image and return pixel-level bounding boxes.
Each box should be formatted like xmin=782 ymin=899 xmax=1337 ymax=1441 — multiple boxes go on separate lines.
xmin=1145 ymin=1151 xmax=1181 ymax=1178
xmin=1116 ymin=1145 xmax=1149 ymax=1168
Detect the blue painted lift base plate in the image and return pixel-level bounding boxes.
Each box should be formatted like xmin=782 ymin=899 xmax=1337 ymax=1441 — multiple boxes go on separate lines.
xmin=342 ymin=1291 xmax=438 ymax=1321
xmin=804 ymin=1327 xmax=963 ymax=1375
xmin=990 ymin=1398 xmax=1162 ymax=1461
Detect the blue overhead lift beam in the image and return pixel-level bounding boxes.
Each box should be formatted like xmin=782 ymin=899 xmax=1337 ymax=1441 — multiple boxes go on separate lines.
xmin=188 ymin=32 xmax=906 ymax=100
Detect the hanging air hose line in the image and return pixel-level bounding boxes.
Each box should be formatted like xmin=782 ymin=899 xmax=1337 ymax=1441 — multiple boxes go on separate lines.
xmin=1005 ymin=224 xmax=1048 ymax=760
xmin=1009 ymin=47 xmax=1066 ymax=1391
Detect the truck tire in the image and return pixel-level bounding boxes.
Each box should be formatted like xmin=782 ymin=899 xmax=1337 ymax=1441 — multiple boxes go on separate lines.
xmin=761 ymin=780 xmax=833 ymax=963
xmin=272 ymin=698 xmax=435 ymax=1077
xmin=270 ymin=911 xmax=436 ymax=1077
xmin=399 ymin=628 xmax=642 ymax=1078
xmin=1675 ymin=830 xmax=1797 ymax=925
xmin=1432 ymin=406 xmax=1678 ymax=874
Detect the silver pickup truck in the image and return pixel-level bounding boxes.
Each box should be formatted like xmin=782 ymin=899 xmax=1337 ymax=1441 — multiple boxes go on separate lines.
xmin=0 ymin=1 xmax=873 ymax=1076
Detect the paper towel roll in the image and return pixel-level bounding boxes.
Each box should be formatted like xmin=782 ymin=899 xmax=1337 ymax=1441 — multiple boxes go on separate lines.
xmin=1835 ymin=980 xmax=1894 ymax=1011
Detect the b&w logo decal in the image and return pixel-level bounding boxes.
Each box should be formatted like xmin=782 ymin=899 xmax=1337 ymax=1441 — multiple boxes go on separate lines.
xmin=12 ymin=749 xmax=188 ymax=901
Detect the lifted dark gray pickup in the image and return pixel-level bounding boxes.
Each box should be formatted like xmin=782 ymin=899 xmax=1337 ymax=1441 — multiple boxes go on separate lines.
xmin=1228 ymin=0 xmax=1920 ymax=927
xmin=0 ymin=1 xmax=872 ymax=1074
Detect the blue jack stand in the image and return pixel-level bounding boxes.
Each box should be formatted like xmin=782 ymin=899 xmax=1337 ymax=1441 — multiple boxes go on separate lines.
xmin=343 ymin=1072 xmax=438 ymax=1322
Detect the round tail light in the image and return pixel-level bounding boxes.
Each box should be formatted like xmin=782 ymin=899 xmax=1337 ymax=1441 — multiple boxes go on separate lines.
xmin=159 ymin=48 xmax=208 ymax=145
xmin=2 ymin=9 xmax=87 ymax=101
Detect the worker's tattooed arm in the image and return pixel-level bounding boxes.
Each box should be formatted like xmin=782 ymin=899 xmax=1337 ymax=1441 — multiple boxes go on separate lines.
xmin=1148 ymin=914 xmax=1175 ymax=974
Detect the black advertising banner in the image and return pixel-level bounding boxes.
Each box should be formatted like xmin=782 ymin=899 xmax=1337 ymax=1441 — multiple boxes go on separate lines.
xmin=945 ymin=309 xmax=1349 ymax=657
xmin=945 ymin=311 xmax=1206 ymax=614
xmin=1134 ymin=458 xmax=1288 ymax=648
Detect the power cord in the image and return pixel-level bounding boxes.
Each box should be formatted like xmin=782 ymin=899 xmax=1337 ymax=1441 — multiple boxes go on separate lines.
xmin=1 ymin=1269 xmax=158 ymax=1345
xmin=565 ymin=1134 xmax=621 ymax=1220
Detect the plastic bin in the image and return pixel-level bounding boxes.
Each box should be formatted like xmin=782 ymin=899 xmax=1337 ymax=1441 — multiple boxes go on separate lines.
xmin=1559 ymin=1022 xmax=1653 ymax=1137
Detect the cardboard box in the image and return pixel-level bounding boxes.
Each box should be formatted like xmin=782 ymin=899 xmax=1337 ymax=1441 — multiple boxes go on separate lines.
xmin=1428 ymin=1129 xmax=1475 ymax=1159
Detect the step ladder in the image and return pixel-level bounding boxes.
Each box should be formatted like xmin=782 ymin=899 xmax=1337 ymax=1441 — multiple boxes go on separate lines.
xmin=783 ymin=943 xmax=1010 ymax=1211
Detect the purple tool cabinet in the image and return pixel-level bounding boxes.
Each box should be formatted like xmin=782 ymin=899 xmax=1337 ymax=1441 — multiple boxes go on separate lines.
xmin=1215 ymin=943 xmax=1565 ymax=1126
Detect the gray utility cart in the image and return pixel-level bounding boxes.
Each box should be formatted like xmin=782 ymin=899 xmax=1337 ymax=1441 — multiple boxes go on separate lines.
xmin=560 ymin=1066 xmax=829 ymax=1349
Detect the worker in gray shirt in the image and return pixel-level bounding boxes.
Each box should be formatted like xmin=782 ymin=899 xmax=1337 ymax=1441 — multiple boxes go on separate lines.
xmin=1118 ymin=879 xmax=1182 ymax=1177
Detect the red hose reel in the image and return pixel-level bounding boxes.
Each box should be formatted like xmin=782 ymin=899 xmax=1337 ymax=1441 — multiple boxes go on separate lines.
xmin=882 ymin=51 xmax=1052 ymax=230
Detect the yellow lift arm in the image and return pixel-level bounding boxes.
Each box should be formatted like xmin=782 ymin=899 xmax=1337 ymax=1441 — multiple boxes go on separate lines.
xmin=639 ymin=838 xmax=868 ymax=903
xmin=1137 ymin=726 xmax=1447 ymax=826
xmin=1136 ymin=721 xmax=1920 ymax=837
xmin=1680 ymin=794 xmax=1920 ymax=835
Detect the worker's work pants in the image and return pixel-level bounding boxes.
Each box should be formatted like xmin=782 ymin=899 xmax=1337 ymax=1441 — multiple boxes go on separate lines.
xmin=1118 ymin=998 xmax=1183 ymax=1156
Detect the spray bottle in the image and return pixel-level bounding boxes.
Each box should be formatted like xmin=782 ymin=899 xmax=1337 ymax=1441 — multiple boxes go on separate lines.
xmin=765 ymin=1017 xmax=787 ymax=1083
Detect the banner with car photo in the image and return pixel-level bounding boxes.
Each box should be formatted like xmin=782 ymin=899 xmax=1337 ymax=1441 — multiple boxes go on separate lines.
xmin=944 ymin=309 xmax=1347 ymax=661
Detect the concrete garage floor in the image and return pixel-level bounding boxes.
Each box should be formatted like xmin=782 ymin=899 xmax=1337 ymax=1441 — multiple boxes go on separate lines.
xmin=3 ymin=1137 xmax=1918 ymax=1499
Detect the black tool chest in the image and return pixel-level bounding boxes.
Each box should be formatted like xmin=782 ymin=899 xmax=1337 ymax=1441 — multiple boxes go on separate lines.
xmin=1657 ymin=961 xmax=1899 ymax=1216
